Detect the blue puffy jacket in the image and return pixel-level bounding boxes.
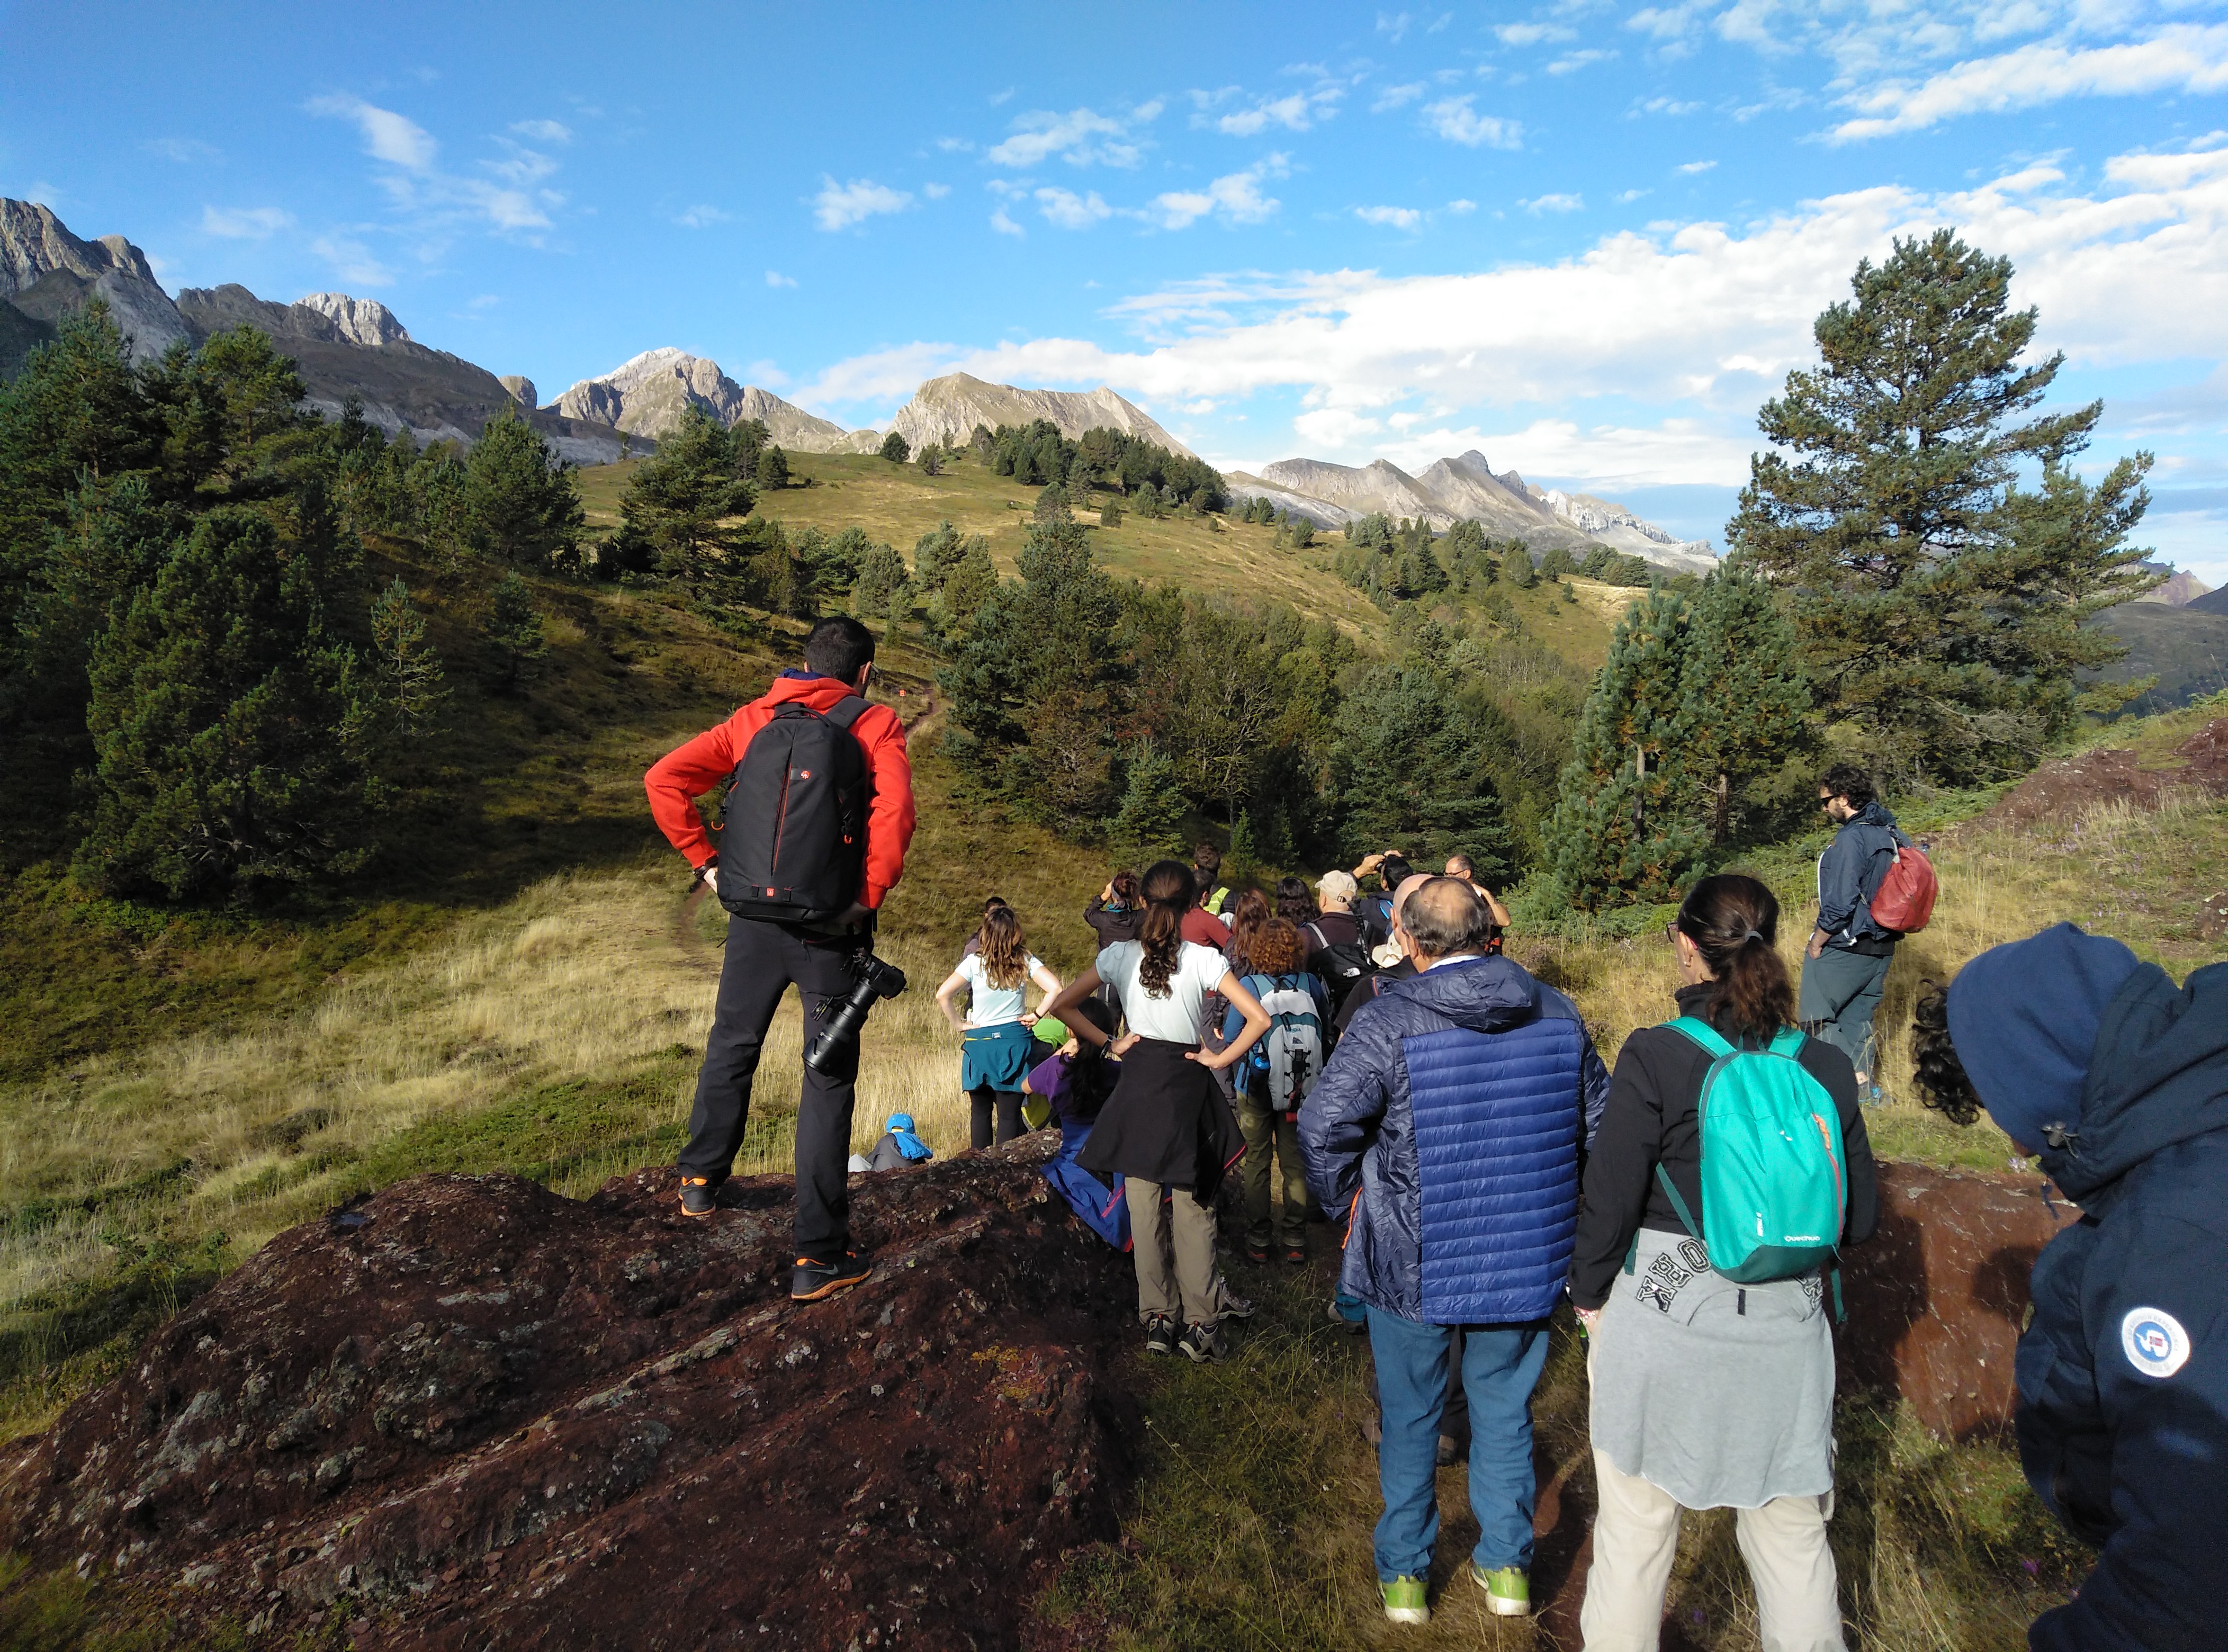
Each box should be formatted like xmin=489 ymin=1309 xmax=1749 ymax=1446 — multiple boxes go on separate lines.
xmin=1299 ymin=956 xmax=1610 ymax=1324
xmin=1815 ymin=800 xmax=1906 ymax=946
xmin=2015 ymin=959 xmax=2228 ymax=1652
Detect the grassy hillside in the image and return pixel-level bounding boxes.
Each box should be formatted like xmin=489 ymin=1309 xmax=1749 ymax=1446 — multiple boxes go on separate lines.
xmin=2090 ymin=599 xmax=2228 ymax=715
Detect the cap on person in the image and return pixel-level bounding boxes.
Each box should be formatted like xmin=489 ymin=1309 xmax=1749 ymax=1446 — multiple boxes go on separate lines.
xmin=1317 ymin=869 xmax=1359 ymax=908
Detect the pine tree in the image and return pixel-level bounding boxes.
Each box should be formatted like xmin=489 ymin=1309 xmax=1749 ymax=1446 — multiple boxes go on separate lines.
xmin=482 ymin=570 xmax=548 ymax=691
xmin=369 ymin=576 xmax=447 ymax=736
xmin=755 ymin=444 xmax=790 ymax=489
xmin=1329 ymin=652 xmax=1518 ymax=876
xmin=1098 ymin=496 xmax=1124 ymax=529
xmin=911 ymin=520 xmax=967 ymax=593
xmin=937 ymin=535 xmax=998 ymax=627
xmin=464 ymin=406 xmax=585 ymax=568
xmin=879 ymin=430 xmax=910 ymax=464
xmin=1543 ymin=587 xmax=1707 ymax=908
xmin=1112 ymin=738 xmax=1188 ymax=858
xmin=77 ymin=506 xmax=378 ymax=897
xmin=855 ymin=542 xmax=909 ymax=620
xmin=607 ymin=408 xmax=754 ymax=585
xmin=1679 ymin=564 xmax=1811 ymax=842
xmin=1729 ymin=230 xmax=2157 ymax=782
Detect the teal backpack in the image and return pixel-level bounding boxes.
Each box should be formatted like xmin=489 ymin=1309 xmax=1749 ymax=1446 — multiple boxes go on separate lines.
xmin=1655 ymin=1018 xmax=1848 ymax=1291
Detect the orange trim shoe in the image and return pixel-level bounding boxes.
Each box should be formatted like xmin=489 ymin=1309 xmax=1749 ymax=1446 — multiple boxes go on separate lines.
xmin=790 ymin=1252 xmax=872 ymax=1300
xmin=679 ymin=1175 xmax=716 ymax=1218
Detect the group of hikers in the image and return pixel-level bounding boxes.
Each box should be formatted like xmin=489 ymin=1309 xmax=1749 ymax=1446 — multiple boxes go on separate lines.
xmin=646 ymin=617 xmax=2225 ymax=1652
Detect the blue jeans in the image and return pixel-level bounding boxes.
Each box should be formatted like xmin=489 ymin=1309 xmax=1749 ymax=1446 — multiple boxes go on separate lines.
xmin=1366 ymin=1306 xmax=1549 ymax=1582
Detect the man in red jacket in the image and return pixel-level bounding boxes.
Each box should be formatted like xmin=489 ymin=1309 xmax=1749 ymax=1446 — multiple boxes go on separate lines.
xmin=645 ymin=616 xmax=917 ymax=1300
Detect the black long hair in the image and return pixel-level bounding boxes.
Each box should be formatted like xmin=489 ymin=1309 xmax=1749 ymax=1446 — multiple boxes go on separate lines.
xmin=1910 ymin=982 xmax=1982 ymax=1125
xmin=1065 ymin=998 xmax=1119 ymax=1118
xmin=1274 ymin=875 xmax=1317 ymax=923
xmin=1137 ymin=859 xmax=1195 ymax=996
xmin=1675 ymin=874 xmax=1795 ymax=1043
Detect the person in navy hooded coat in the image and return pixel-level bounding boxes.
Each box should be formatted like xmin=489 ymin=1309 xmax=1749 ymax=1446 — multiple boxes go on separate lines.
xmin=1300 ymin=877 xmax=1610 ymax=1624
xmin=1912 ymin=922 xmax=2228 ymax=1652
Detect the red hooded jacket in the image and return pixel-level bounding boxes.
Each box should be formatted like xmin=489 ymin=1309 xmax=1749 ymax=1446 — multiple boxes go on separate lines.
xmin=644 ymin=672 xmax=917 ymax=910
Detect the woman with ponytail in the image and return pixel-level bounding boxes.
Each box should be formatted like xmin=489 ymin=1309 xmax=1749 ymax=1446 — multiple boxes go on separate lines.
xmin=1567 ymin=874 xmax=1876 ymax=1652
xmin=935 ymin=904 xmax=1063 ymax=1148
xmin=1046 ymin=859 xmax=1272 ymax=1363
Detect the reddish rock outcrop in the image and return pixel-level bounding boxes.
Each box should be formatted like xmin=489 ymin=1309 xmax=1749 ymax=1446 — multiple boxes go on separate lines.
xmin=0 ymin=1139 xmax=1135 ymax=1650
xmin=1838 ymin=1161 xmax=2081 ymax=1440
xmin=1978 ymin=715 xmax=2228 ymax=830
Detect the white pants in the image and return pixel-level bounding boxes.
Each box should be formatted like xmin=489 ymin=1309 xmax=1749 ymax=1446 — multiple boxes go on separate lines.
xmin=1579 ymin=1448 xmax=1845 ymax=1652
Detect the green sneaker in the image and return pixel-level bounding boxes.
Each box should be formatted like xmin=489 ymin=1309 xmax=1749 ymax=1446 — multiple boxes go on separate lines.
xmin=1471 ymin=1563 xmax=1530 ymax=1617
xmin=1379 ymin=1575 xmax=1429 ymax=1624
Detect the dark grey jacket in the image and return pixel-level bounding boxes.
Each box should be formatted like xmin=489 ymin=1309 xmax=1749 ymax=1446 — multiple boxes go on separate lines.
xmin=1815 ymin=801 xmax=1905 ymax=947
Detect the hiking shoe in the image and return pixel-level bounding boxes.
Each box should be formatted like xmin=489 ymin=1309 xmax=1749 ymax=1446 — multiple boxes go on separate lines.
xmin=1243 ymin=1240 xmax=1270 ymax=1264
xmin=1216 ymin=1291 xmax=1256 ymax=1324
xmin=678 ymin=1175 xmax=717 ymax=1218
xmin=1436 ymin=1434 xmax=1462 ymax=1467
xmin=1471 ymin=1564 xmax=1530 ymax=1617
xmin=1283 ymin=1243 xmax=1307 ymax=1266
xmin=1178 ymin=1321 xmax=1229 ymax=1363
xmin=1327 ymin=1297 xmax=1367 ymax=1336
xmin=1144 ymin=1313 xmax=1178 ymax=1355
xmin=1380 ymin=1576 xmax=1429 ymax=1624
xmin=790 ymin=1251 xmax=872 ymax=1301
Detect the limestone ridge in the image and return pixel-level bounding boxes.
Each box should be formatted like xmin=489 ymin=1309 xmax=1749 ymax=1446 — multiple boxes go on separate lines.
xmin=552 ymin=348 xmax=873 ymax=452
xmin=294 ymin=291 xmax=413 ymax=348
xmin=885 ymin=372 xmax=1197 ymax=457
xmin=1228 ymin=446 xmax=1719 ymax=572
xmin=0 ymin=197 xmax=193 ymax=364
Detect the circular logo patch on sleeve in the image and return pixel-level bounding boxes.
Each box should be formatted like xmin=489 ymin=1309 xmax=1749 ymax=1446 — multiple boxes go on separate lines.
xmin=2121 ymin=1308 xmax=2192 ymax=1379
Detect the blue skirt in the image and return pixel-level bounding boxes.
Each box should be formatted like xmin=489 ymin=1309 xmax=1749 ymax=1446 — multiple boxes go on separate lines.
xmin=961 ymin=1021 xmax=1035 ymax=1091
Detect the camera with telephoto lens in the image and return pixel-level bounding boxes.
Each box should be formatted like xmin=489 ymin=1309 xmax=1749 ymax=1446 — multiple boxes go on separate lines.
xmin=805 ymin=953 xmax=908 ymax=1073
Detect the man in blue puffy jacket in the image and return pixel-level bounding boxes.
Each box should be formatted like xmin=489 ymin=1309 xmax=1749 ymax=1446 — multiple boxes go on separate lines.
xmin=1801 ymin=762 xmax=1909 ymax=1096
xmin=1912 ymin=923 xmax=2228 ymax=1652
xmin=1300 ymin=877 xmax=1610 ymax=1627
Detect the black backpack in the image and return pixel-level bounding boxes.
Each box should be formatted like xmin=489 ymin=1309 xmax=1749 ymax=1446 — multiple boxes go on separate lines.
xmin=1304 ymin=920 xmax=1378 ymax=1013
xmin=715 ymin=696 xmax=872 ymax=923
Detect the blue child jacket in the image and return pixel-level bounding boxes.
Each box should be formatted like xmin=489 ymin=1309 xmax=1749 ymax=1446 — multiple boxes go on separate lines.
xmin=1299 ymin=955 xmax=1609 ymax=1324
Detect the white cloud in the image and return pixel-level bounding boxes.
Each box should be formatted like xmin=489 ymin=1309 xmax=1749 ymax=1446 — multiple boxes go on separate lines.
xmin=1627 ymin=3 xmax=1705 ymax=42
xmin=677 ymin=204 xmax=730 ymax=228
xmin=309 ymin=234 xmax=393 ymax=288
xmin=1636 ymin=95 xmax=1703 ymax=115
xmin=799 ymin=141 xmax=2228 ymax=468
xmin=200 ymin=205 xmax=294 ymax=239
xmin=484 ymin=142 xmax=559 ymax=188
xmin=1215 ymin=88 xmax=1342 ymax=135
xmin=986 ymin=106 xmax=1147 ymax=169
xmin=509 ymin=119 xmax=572 ymax=143
xmin=1037 ymin=186 xmax=1114 ymax=228
xmin=1496 ymin=21 xmax=1576 ymax=46
xmin=1522 ymin=192 xmax=1585 ymax=213
xmin=1423 ymin=95 xmax=1522 ymax=148
xmin=1378 ymin=10 xmax=1412 ymax=44
xmin=307 ymin=95 xmax=438 ymax=171
xmin=1356 ymin=204 xmax=1424 ymax=229
xmin=1618 ymin=187 xmax=1652 ymax=202
xmin=937 ymin=137 xmax=975 ymax=152
xmin=147 ymin=137 xmax=218 ymax=163
xmin=989 ymin=87 xmax=1016 ymax=106
xmin=990 ymin=206 xmax=1025 ymax=237
xmin=766 ymin=270 xmax=797 ymax=287
xmin=1677 ymin=159 xmax=1718 ymax=174
xmin=1447 ymin=197 xmax=1477 ymax=214
xmin=813 ymin=176 xmax=913 ymax=231
xmin=1373 ymin=81 xmax=1428 ymax=111
xmin=923 ymin=182 xmax=951 ymax=199
xmin=1549 ymin=49 xmax=1616 ymax=75
xmin=1149 ymin=156 xmax=1287 ymax=229
xmin=1831 ymin=23 xmax=2228 ymax=140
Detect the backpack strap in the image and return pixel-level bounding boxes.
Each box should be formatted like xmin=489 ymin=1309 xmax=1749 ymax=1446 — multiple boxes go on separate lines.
xmin=1766 ymin=1026 xmax=1808 ymax=1059
xmin=1662 ymin=1015 xmax=1735 ymax=1059
xmin=1652 ymin=1163 xmax=1704 ymax=1245
xmin=823 ymin=693 xmax=871 ymax=731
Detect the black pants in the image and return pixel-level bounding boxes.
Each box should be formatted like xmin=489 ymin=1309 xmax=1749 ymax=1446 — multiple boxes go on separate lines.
xmin=971 ymin=1087 xmax=1022 ymax=1150
xmin=682 ymin=915 xmax=861 ymax=1262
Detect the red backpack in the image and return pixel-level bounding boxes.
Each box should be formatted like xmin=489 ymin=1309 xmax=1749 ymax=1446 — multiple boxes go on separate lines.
xmin=1868 ymin=839 xmax=1938 ymax=934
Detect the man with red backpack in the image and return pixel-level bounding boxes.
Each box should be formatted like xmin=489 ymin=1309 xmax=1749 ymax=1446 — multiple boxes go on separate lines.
xmin=1801 ymin=763 xmax=1909 ymax=1102
xmin=645 ymin=616 xmax=917 ymax=1299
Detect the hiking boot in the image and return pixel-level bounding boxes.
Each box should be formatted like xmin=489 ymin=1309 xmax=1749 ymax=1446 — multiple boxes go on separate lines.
xmin=1380 ymin=1575 xmax=1429 ymax=1624
xmin=1471 ymin=1564 xmax=1530 ymax=1617
xmin=1178 ymin=1320 xmax=1229 ymax=1363
xmin=1282 ymin=1243 xmax=1307 ymax=1266
xmin=1144 ymin=1313 xmax=1178 ymax=1355
xmin=1243 ymin=1240 xmax=1270 ymax=1264
xmin=790 ymin=1251 xmax=872 ymax=1301
xmin=1216 ymin=1291 xmax=1256 ymax=1323
xmin=678 ymin=1175 xmax=717 ymax=1218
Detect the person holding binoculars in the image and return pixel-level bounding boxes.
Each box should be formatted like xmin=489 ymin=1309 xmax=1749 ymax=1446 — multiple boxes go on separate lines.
xmin=644 ymin=616 xmax=918 ymax=1302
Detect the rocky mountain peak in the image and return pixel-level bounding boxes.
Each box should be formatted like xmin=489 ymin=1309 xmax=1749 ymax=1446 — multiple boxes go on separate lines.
xmin=294 ymin=291 xmax=412 ymax=348
xmin=886 ymin=374 xmax=1194 ymax=457
xmin=554 ymin=349 xmax=858 ymax=450
xmin=0 ymin=197 xmax=191 ymax=363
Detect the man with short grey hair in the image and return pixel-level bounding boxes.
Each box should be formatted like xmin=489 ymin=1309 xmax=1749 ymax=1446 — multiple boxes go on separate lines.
xmin=1303 ymin=877 xmax=1609 ymax=1626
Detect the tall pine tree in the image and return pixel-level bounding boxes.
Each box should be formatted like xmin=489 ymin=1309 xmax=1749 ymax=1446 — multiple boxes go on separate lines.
xmin=1544 ymin=587 xmax=1706 ymax=908
xmin=1728 ymin=230 xmax=2156 ymax=782
xmin=465 ymin=406 xmax=585 ymax=568
xmin=1679 ymin=563 xmax=1812 ymax=842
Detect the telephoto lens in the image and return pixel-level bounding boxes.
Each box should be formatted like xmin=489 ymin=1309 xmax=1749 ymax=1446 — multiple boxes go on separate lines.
xmin=804 ymin=956 xmax=907 ymax=1073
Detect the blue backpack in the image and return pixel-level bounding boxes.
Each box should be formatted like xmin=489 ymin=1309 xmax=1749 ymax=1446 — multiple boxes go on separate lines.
xmin=1656 ymin=1018 xmax=1848 ymax=1291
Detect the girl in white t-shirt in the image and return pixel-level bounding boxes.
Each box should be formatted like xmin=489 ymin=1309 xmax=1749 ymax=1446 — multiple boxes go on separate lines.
xmin=935 ymin=904 xmax=1062 ymax=1148
xmin=1046 ymin=859 xmax=1271 ymax=1363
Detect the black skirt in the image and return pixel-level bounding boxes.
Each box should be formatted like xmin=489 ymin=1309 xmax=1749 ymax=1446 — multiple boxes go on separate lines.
xmin=1075 ymin=1037 xmax=1245 ymax=1197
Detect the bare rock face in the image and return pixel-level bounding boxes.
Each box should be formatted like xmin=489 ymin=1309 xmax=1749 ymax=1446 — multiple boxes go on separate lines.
xmin=1838 ymin=1161 xmax=2081 ymax=1440
xmin=0 ymin=197 xmax=192 ymax=364
xmin=553 ymin=349 xmax=850 ymax=450
xmin=884 ymin=373 xmax=1193 ymax=459
xmin=498 ymin=375 xmax=536 ymax=408
xmin=0 ymin=1141 xmax=1134 ymax=1650
xmin=294 ymin=292 xmax=412 ymax=348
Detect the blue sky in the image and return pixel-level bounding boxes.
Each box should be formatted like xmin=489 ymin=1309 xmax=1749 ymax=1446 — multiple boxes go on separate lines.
xmin=5 ymin=1 xmax=2228 ymax=575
